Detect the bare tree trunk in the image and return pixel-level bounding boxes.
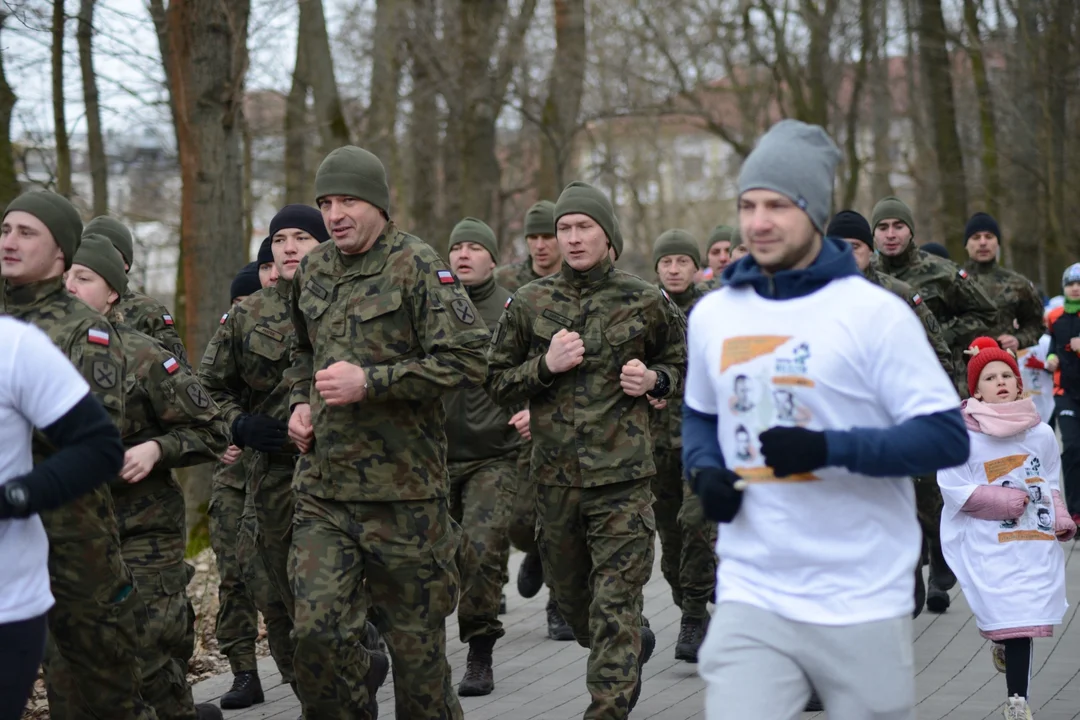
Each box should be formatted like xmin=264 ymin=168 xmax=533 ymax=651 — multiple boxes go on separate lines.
xmin=1043 ymin=0 xmax=1074 ymax=278
xmin=366 ymin=0 xmax=404 ymax=204
xmin=869 ymin=0 xmax=894 ymax=201
xmin=301 ymin=0 xmax=350 ymax=152
xmin=1009 ymin=0 xmax=1044 ymax=283
xmin=77 ymin=0 xmax=107 ymax=216
xmin=408 ymin=0 xmax=439 ymax=249
xmin=242 ymin=108 xmax=254 ymax=247
xmin=841 ymin=0 xmax=872 ymax=208
xmin=962 ymin=0 xmax=1000 ymax=221
xmin=0 ymin=14 xmax=20 ymax=209
xmin=918 ymin=0 xmax=969 ymax=256
xmin=537 ymin=0 xmax=586 ymax=199
xmin=51 ymin=0 xmax=71 ymax=197
xmin=284 ymin=22 xmax=309 ymax=205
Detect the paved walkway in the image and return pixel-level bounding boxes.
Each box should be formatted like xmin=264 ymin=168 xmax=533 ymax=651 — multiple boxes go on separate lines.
xmin=193 ymin=541 xmax=1080 ymax=719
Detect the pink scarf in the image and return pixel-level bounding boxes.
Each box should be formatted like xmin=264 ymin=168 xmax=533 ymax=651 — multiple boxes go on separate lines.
xmin=962 ymin=397 xmax=1041 ymax=437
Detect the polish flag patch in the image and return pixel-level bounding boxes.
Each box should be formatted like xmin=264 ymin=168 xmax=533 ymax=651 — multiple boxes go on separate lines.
xmin=913 ymin=293 xmax=923 ymax=306
xmin=958 ymin=269 xmax=969 ymax=279
xmin=87 ymin=328 xmax=110 ymax=346
xmin=504 ymin=296 xmax=513 ymax=308
xmin=162 ymin=314 xmax=174 ymax=326
xmin=163 ymin=357 xmax=180 ymax=375
xmin=437 ymin=270 xmax=456 ymax=285
xmin=220 ymin=313 xmax=229 ymax=324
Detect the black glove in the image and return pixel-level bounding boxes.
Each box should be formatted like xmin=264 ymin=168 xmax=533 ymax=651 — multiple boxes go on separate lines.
xmin=689 ymin=467 xmax=744 ymax=523
xmin=231 ymin=414 xmax=288 ymax=453
xmin=759 ymin=426 xmax=828 ymax=477
xmin=0 ymin=481 xmax=31 ymax=520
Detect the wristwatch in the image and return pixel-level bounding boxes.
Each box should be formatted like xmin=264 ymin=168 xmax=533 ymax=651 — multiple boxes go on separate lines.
xmin=646 ymin=370 xmax=670 ymax=399
xmin=3 ymin=482 xmax=30 ymax=518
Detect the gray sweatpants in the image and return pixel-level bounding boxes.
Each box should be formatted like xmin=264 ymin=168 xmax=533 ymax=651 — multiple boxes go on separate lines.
xmin=700 ymin=602 xmax=915 ymax=720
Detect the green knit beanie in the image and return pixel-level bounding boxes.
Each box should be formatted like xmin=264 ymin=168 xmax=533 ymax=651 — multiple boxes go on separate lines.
xmin=554 ymin=181 xmax=619 ymax=259
xmin=84 ymin=216 xmax=134 ymax=269
xmin=314 ymin=145 xmax=391 ymax=214
xmin=4 ymin=191 xmax=83 ymax=270
xmin=707 ymin=225 xmax=736 ymax=250
xmin=653 ymin=229 xmax=701 ymax=269
xmin=523 ymin=200 xmax=556 ymax=237
xmin=871 ymin=196 xmax=915 ymax=238
xmin=72 ymin=233 xmax=128 ymax=296
xmin=449 ymin=217 xmax=499 ymax=264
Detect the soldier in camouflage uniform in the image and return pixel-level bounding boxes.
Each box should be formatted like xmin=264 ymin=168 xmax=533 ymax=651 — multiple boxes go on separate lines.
xmin=0 ymin=192 xmax=155 ymax=720
xmin=87 ymin=215 xmax=190 ymax=366
xmin=66 ymin=236 xmax=230 ymax=720
xmin=201 ymin=206 xmax=333 ymax=711
xmin=494 ymin=199 xmax=562 ymax=293
xmin=962 ymin=212 xmax=1045 ymax=353
xmin=649 ymin=229 xmax=717 ymax=664
xmin=488 ymin=181 xmax=687 ymax=718
xmin=872 ymin=196 xmax=997 ymax=615
xmin=284 ymin=146 xmax=487 ymax=720
xmin=206 ymin=262 xmax=295 ymax=709
xmin=442 ymin=217 xmax=521 ymax=696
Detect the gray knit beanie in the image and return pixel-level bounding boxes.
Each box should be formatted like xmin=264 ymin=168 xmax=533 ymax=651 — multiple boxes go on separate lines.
xmin=554 ymin=181 xmax=620 ymax=259
xmin=737 ymin=119 xmax=840 ymax=233
xmin=523 ymin=200 xmax=556 ymax=237
xmin=72 ymin=233 xmax=128 ymax=296
xmin=449 ymin=217 xmax=499 ymax=264
xmin=84 ymin=216 xmax=134 ymax=269
xmin=314 ymin=145 xmax=391 ymax=214
xmin=4 ymin=191 xmax=84 ymax=270
xmin=653 ymin=229 xmax=701 ymax=269
xmin=871 ymin=196 xmax=916 ymax=237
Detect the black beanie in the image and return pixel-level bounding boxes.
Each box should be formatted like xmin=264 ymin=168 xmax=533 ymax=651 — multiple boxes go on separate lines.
xmin=965 ymin=212 xmax=1000 ymax=242
xmin=826 ymin=210 xmax=872 ymax=248
xmin=269 ymin=204 xmax=330 ymax=243
xmin=921 ymin=242 xmax=950 ymax=260
xmin=230 ymin=261 xmax=261 ymax=301
xmin=256 ymin=236 xmax=273 ymax=266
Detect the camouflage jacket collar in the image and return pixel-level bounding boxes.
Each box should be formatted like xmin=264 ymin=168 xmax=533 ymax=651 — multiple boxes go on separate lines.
xmin=560 ymin=256 xmax=614 ymax=290
xmin=665 ymin=283 xmax=701 ymax=311
xmin=3 ymin=276 xmax=65 ymax=310
xmin=964 ymin=258 xmax=999 ymax=275
xmin=466 ymin=275 xmax=496 ymax=302
xmin=273 ymin=275 xmax=294 ymax=301
xmin=861 ymin=264 xmax=876 ymax=281
xmin=331 ymin=221 xmax=395 ymax=277
xmin=520 ymin=259 xmax=542 ymax=282
xmin=878 ymin=239 xmax=920 ymax=273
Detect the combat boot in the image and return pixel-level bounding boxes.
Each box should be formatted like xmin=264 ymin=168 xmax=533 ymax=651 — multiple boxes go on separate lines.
xmin=628 ymin=625 xmax=656 ymax=712
xmin=362 ymin=621 xmax=391 ymax=719
xmin=674 ymin=614 xmax=707 ymax=663
xmin=196 ymin=704 xmax=224 ymax=720
xmin=518 ymin=552 xmax=544 ymax=598
xmin=804 ymin=690 xmax=823 ymax=712
xmin=458 ymin=635 xmax=497 ymax=697
xmin=926 ymin=546 xmax=954 ymax=613
xmin=220 ymin=670 xmax=264 ymax=709
xmin=500 ymin=592 xmax=508 ymax=614
xmin=546 ymin=599 xmax=574 ymax=641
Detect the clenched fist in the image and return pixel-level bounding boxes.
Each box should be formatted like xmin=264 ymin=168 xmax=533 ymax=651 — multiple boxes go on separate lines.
xmin=545 ymin=329 xmax=585 ymax=374
xmin=289 ymin=403 xmax=314 ymax=453
xmin=509 ymin=409 xmax=531 ymax=441
xmin=620 ymin=359 xmax=657 ymax=397
xmin=315 ymin=361 xmax=368 ymax=406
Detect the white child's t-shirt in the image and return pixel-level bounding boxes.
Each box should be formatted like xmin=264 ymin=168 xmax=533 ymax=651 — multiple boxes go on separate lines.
xmin=0 ymin=317 xmax=91 ymax=624
xmin=938 ymin=424 xmax=1067 ymax=632
xmin=1018 ymin=335 xmax=1055 ymax=424
xmin=685 ymin=276 xmax=961 ymax=625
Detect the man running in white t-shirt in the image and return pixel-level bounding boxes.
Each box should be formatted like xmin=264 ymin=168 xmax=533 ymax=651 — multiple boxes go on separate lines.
xmin=682 ymin=119 xmax=969 ymax=719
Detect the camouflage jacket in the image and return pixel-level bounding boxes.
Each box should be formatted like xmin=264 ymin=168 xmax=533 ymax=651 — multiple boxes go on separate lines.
xmin=876 ymin=241 xmax=997 ymax=355
xmin=443 ymin=276 xmax=520 ymax=462
xmin=963 ymin=259 xmax=1045 ymax=349
xmin=649 ymin=282 xmax=708 ymax=453
xmin=2 ymin=277 xmax=126 ymax=429
xmin=199 ymin=281 xmax=299 ymax=455
xmin=285 ymin=223 xmax=490 ymax=502
xmin=114 ymin=289 xmax=189 ymax=367
xmin=494 ymin=259 xmax=544 ymax=293
xmin=112 ymin=323 xmax=229 ymax=500
xmin=487 ymin=257 xmax=688 ymax=488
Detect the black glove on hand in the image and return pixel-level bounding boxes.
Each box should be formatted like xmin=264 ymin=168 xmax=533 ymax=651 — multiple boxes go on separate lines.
xmin=689 ymin=467 xmax=744 ymax=523
xmin=759 ymin=426 xmax=828 ymax=477
xmin=232 ymin=414 xmax=288 ymax=453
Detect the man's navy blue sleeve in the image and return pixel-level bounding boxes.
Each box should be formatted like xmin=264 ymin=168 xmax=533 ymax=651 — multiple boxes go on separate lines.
xmin=682 ymin=404 xmax=726 ymax=472
xmin=825 ymin=408 xmax=969 ymax=477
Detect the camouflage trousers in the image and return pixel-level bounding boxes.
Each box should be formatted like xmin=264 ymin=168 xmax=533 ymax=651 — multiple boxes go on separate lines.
xmin=448 ymin=454 xmax=515 ymax=643
xmin=290 ymin=490 xmax=464 ymax=720
xmin=536 ymin=478 xmax=655 ymax=720
xmin=508 ymin=443 xmax=555 ymax=593
xmin=113 ymin=476 xmax=198 ymax=720
xmin=915 ymin=473 xmax=945 ymax=569
xmin=208 ymin=458 xmax=295 ymax=681
xmin=251 ymin=456 xmax=300 ymax=675
xmin=651 ymin=450 xmax=717 ymax=619
xmin=41 ymin=485 xmax=157 ymax=720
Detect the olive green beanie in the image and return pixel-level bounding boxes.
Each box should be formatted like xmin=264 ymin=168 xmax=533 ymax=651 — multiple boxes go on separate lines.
xmin=554 ymin=181 xmax=620 ymax=259
xmin=707 ymin=225 xmax=736 ymax=250
xmin=84 ymin=216 xmax=134 ymax=269
xmin=4 ymin=191 xmax=83 ymax=270
xmin=871 ymin=196 xmax=915 ymax=237
xmin=72 ymin=233 xmax=128 ymax=296
xmin=653 ymin=229 xmax=701 ymax=269
xmin=523 ymin=200 xmax=556 ymax=237
xmin=314 ymin=145 xmax=391 ymax=214
xmin=449 ymin=217 xmax=499 ymax=264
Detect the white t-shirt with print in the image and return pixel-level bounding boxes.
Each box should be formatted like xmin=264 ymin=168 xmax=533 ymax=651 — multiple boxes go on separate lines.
xmin=938 ymin=425 xmax=1067 ymax=632
xmin=1018 ymin=335 xmax=1055 ymax=424
xmin=684 ymin=276 xmax=961 ymax=625
xmin=0 ymin=317 xmax=90 ymax=624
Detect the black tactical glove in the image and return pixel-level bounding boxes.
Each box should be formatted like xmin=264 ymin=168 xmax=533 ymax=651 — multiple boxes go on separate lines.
xmin=0 ymin=481 xmax=31 ymax=520
xmin=759 ymin=426 xmax=828 ymax=477
xmin=231 ymin=414 xmax=288 ymax=453
xmin=689 ymin=467 xmax=744 ymax=523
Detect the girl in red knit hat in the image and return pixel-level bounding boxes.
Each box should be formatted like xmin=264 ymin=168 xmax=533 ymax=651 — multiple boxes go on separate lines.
xmin=938 ymin=337 xmax=1075 ymax=720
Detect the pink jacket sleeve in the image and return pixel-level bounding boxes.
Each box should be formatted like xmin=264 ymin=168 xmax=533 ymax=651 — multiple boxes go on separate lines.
xmin=961 ymin=486 xmax=1029 ymax=521
xmin=1053 ymin=490 xmax=1076 ymax=541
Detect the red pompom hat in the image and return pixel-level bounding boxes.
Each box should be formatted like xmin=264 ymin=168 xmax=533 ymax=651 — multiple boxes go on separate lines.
xmin=965 ymin=336 xmax=1022 ymax=398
